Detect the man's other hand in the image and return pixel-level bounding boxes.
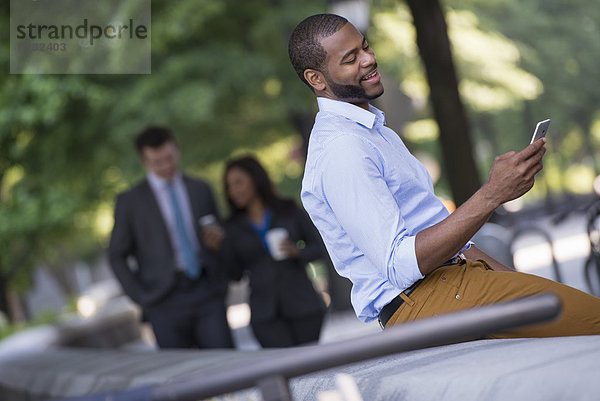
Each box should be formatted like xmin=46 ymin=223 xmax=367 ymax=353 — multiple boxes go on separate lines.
xmin=202 ymin=225 xmax=225 ymax=252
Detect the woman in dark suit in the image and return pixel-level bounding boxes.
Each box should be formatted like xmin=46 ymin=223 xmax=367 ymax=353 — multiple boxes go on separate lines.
xmin=221 ymin=156 xmax=326 ymax=348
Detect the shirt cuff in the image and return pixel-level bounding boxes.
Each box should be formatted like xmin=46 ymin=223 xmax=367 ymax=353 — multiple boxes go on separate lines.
xmin=389 ymin=234 xmax=425 ymax=290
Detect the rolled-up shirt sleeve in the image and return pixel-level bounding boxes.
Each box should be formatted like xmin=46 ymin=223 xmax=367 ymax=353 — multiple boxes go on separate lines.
xmin=320 ymin=134 xmax=424 ymax=290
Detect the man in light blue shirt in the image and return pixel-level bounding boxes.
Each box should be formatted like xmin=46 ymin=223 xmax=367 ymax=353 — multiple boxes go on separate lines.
xmin=301 ymin=96 xmax=471 ymax=321
xmin=288 ymin=14 xmax=600 ymax=336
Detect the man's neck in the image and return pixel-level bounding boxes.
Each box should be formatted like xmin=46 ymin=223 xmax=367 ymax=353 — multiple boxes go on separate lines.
xmin=316 ymin=93 xmax=370 ymax=111
xmin=147 ymin=171 xmax=181 ymax=186
xmin=353 ymin=101 xmax=370 ymax=110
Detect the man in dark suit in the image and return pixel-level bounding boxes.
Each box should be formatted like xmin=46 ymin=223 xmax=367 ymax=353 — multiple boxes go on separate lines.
xmin=109 ymin=126 xmax=233 ymax=349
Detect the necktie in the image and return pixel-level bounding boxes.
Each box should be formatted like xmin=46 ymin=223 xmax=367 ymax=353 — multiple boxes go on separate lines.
xmin=166 ymin=182 xmax=200 ymax=279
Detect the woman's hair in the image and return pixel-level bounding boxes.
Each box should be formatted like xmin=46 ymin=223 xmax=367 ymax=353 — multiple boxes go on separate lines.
xmin=224 ymin=155 xmax=295 ymax=216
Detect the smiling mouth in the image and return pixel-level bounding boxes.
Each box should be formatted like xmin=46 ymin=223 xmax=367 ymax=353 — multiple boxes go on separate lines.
xmin=361 ymin=69 xmax=378 ymax=81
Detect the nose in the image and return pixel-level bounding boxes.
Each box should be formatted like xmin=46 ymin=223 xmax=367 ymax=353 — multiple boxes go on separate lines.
xmin=359 ymin=48 xmax=376 ymax=68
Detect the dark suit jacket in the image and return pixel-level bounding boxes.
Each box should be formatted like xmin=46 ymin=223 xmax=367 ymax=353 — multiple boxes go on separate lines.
xmin=108 ymin=175 xmax=227 ymax=308
xmin=221 ymin=204 xmax=326 ymax=321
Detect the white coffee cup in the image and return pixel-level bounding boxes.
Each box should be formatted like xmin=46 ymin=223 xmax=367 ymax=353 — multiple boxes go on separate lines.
xmin=265 ymin=227 xmax=289 ymax=261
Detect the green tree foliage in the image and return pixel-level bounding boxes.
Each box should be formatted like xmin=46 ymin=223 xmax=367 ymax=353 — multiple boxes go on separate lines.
xmin=451 ymin=0 xmax=600 ymax=193
xmin=0 ymin=0 xmax=326 ymax=320
xmin=371 ymin=0 xmax=600 ymax=200
xmin=3 ymin=0 xmax=599 ymax=321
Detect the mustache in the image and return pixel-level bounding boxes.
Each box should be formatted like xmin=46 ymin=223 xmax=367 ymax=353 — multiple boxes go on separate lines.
xmin=361 ymin=63 xmax=378 ymax=80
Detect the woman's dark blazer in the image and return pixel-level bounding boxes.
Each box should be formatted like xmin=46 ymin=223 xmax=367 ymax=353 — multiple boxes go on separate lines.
xmin=221 ymin=203 xmax=326 ymax=322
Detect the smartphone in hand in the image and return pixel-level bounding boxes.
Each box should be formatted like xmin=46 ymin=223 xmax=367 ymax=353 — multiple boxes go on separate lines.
xmin=530 ymin=119 xmax=551 ymax=144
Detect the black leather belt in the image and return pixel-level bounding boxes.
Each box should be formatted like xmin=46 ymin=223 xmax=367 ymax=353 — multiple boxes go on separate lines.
xmin=378 ymin=255 xmax=463 ymax=329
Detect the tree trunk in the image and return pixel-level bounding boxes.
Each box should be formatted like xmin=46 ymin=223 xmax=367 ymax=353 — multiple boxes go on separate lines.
xmin=0 ymin=277 xmax=11 ymax=322
xmin=405 ymin=0 xmax=481 ymax=206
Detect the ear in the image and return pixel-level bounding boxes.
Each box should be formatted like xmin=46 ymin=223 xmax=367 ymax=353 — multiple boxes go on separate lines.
xmin=304 ymin=69 xmax=326 ymax=92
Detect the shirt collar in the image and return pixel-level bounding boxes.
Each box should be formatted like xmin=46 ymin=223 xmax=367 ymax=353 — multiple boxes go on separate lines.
xmin=147 ymin=171 xmax=183 ymax=191
xmin=316 ymin=97 xmax=386 ymax=129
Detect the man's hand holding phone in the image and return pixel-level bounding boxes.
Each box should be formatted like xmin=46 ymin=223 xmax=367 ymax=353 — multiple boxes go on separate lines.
xmin=530 ymin=119 xmax=551 ymax=144
xmin=484 ymin=135 xmax=547 ymax=206
xmin=414 ymin=121 xmax=548 ymax=275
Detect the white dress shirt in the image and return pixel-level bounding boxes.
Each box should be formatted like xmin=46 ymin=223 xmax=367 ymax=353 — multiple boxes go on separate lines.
xmin=147 ymin=171 xmax=201 ymax=271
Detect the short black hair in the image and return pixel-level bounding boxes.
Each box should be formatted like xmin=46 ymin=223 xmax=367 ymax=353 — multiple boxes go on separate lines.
xmin=134 ymin=126 xmax=176 ymax=155
xmin=288 ymin=13 xmax=348 ymax=89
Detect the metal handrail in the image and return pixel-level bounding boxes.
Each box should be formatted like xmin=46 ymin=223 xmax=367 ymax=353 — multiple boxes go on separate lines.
xmin=50 ymin=293 xmax=561 ymax=401
xmin=152 ymin=293 xmax=561 ymax=401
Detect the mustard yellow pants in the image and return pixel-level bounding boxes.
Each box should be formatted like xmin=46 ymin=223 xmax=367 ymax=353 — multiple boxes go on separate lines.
xmin=386 ymin=258 xmax=600 ymax=338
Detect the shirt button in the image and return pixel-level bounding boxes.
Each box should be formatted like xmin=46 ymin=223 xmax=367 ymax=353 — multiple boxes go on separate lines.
xmin=455 ymin=294 xmax=460 ymax=299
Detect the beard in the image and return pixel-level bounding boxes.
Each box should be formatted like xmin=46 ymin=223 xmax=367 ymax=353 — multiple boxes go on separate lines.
xmin=323 ymin=70 xmax=384 ymax=102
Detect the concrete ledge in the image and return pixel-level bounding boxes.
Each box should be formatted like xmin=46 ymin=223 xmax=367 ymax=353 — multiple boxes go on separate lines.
xmin=2 ymin=336 xmax=600 ymax=401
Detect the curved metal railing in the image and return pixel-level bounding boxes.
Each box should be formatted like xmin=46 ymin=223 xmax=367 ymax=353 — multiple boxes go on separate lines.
xmin=51 ymin=293 xmax=562 ymax=401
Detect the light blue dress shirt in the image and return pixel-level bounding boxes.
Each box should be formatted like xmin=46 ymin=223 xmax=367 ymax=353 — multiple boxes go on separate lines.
xmin=301 ymin=97 xmax=470 ymax=322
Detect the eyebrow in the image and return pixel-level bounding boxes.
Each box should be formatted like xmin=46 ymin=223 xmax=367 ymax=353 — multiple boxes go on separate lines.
xmin=340 ymin=36 xmax=367 ymax=63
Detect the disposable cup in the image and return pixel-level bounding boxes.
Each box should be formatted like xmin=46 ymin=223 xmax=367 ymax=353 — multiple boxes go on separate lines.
xmin=265 ymin=228 xmax=289 ymax=261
